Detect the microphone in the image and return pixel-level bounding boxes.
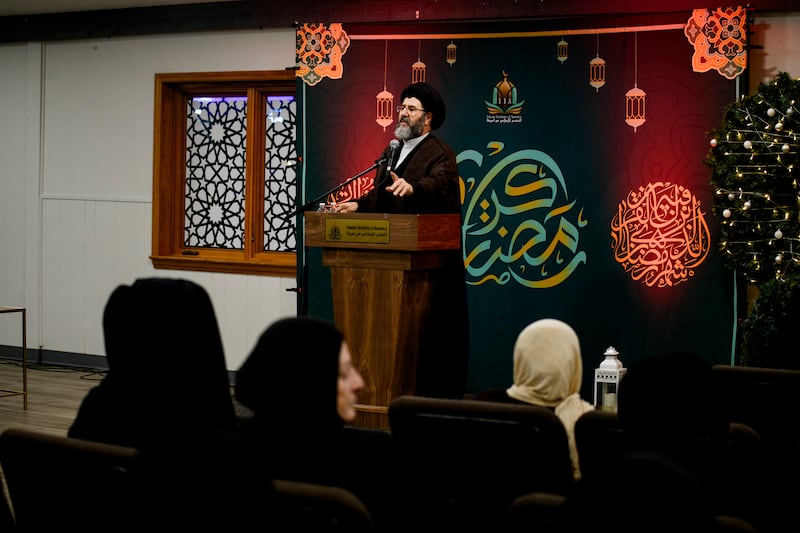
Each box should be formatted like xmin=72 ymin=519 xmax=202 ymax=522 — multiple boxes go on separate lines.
xmin=378 ymin=139 xmax=401 ymax=187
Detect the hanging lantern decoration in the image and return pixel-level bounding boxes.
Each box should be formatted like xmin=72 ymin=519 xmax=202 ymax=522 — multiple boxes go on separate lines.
xmin=625 ymin=33 xmax=646 ymax=132
xmin=412 ymin=41 xmax=426 ymax=83
xmin=625 ymin=85 xmax=647 ymax=132
xmin=446 ymin=41 xmax=457 ymax=67
xmin=589 ymin=35 xmax=606 ymax=92
xmin=375 ymin=40 xmax=394 ymax=131
xmin=557 ymin=38 xmax=568 ymax=63
xmin=411 ymin=59 xmax=426 ymax=83
xmin=590 ymin=57 xmax=607 ymax=92
xmin=376 ymin=89 xmax=394 ymax=131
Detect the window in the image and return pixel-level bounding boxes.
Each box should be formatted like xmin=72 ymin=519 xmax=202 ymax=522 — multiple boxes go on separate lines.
xmin=151 ymin=70 xmax=298 ymax=276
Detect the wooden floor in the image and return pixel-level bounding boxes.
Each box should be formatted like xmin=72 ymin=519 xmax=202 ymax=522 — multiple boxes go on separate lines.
xmin=0 ymin=358 xmax=103 ymax=437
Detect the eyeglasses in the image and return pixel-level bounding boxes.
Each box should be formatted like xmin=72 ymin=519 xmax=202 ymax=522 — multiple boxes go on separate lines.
xmin=396 ymin=105 xmax=426 ymax=114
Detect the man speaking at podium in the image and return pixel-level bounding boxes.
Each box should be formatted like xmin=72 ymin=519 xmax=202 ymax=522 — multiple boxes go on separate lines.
xmin=336 ymin=82 xmax=469 ymax=399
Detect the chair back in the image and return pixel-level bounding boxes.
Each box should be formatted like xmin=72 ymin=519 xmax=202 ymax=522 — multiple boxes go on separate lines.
xmin=340 ymin=425 xmax=395 ymax=531
xmin=711 ymin=364 xmax=800 ymax=450
xmin=711 ymin=364 xmax=800 ymax=532
xmin=574 ymin=409 xmax=626 ymax=478
xmin=714 ymin=515 xmax=762 ymax=533
xmin=0 ymin=476 xmax=15 ymax=531
xmin=272 ymin=479 xmax=374 ymax=532
xmin=388 ymin=395 xmax=573 ymax=532
xmin=0 ymin=427 xmax=139 ymax=532
xmin=506 ymin=491 xmax=567 ymax=533
xmin=506 ymin=493 xmax=762 ymax=533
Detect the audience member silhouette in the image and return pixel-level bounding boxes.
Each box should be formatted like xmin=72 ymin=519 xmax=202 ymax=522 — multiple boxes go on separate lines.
xmin=235 ymin=316 xmax=391 ymax=529
xmin=475 ymin=318 xmax=594 ymax=479
xmin=563 ymin=450 xmax=718 ymax=533
xmin=617 ymin=351 xmax=776 ymax=532
xmin=68 ymin=277 xmax=238 ymax=448
xmin=617 ymin=351 xmax=725 ymax=458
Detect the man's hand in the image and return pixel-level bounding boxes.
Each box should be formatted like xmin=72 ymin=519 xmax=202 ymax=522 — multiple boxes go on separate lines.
xmin=335 ymin=201 xmax=359 ymax=213
xmin=386 ymin=171 xmax=414 ymax=197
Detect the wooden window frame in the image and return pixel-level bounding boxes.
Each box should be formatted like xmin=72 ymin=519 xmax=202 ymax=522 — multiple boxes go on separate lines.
xmin=151 ymin=70 xmax=297 ymax=277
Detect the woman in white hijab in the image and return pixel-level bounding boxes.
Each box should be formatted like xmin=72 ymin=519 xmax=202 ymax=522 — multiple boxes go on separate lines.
xmin=476 ymin=318 xmax=594 ymax=479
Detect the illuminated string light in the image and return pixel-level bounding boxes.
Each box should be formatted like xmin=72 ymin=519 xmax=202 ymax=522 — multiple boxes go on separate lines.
xmin=707 ymin=72 xmax=800 ymax=283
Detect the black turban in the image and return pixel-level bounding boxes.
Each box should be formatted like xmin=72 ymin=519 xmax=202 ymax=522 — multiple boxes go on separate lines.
xmin=400 ymin=82 xmax=446 ymax=130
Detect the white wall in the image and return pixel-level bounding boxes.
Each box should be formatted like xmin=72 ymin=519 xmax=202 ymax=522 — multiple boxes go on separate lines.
xmin=0 ymin=43 xmax=43 ymax=360
xmin=0 ymin=44 xmax=29 ymax=310
xmin=750 ymin=12 xmax=800 ymax=88
xmin=0 ymin=29 xmax=298 ymax=370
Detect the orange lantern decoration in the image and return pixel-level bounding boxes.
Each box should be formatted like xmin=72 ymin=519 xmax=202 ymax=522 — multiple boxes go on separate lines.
xmin=589 ymin=35 xmax=606 ymax=92
xmin=446 ymin=41 xmax=457 ymax=67
xmin=625 ymin=33 xmax=646 ymax=132
xmin=557 ymin=38 xmax=568 ymax=63
xmin=625 ymin=85 xmax=647 ymax=132
xmin=590 ymin=57 xmax=606 ymax=92
xmin=376 ymin=89 xmax=394 ymax=131
xmin=375 ymin=41 xmax=394 ymax=131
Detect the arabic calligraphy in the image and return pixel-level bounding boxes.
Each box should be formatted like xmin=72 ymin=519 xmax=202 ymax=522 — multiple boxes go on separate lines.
xmin=611 ymin=181 xmax=710 ymax=288
xmin=485 ymin=115 xmax=523 ymax=124
xmin=459 ymin=143 xmax=588 ymax=288
xmin=327 ymin=177 xmax=373 ymax=205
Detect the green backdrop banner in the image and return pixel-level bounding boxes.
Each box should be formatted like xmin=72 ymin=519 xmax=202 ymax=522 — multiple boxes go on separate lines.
xmin=298 ymin=23 xmax=738 ymax=397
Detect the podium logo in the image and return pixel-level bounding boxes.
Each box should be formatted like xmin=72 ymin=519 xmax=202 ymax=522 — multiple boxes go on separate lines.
xmin=327 ymin=223 xmax=343 ymax=241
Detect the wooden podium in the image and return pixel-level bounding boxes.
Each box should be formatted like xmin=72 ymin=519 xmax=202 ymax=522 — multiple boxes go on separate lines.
xmin=304 ymin=211 xmax=461 ymax=429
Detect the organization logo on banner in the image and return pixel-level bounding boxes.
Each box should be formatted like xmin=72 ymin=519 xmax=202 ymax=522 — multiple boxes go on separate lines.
xmin=485 ymin=70 xmax=525 ymax=124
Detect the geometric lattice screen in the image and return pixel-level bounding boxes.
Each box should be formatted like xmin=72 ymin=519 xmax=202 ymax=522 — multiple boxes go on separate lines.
xmin=263 ymin=96 xmax=297 ymax=251
xmin=184 ymin=95 xmax=296 ymax=252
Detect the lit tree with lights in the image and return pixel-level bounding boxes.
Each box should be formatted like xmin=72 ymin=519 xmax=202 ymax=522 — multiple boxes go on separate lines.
xmin=706 ymin=71 xmax=800 ymax=368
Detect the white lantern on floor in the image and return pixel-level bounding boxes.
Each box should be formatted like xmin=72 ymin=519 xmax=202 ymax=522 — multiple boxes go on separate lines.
xmin=594 ymin=346 xmax=626 ymax=412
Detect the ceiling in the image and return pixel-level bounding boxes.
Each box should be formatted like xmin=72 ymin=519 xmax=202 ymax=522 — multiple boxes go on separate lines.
xmin=5 ymin=0 xmax=800 ymax=18
xmin=1 ymin=0 xmax=797 ymax=44
xmin=0 ymin=0 xmax=234 ymax=16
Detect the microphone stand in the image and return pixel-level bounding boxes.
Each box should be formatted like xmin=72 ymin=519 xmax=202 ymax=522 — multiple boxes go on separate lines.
xmin=285 ymin=155 xmax=387 ymax=219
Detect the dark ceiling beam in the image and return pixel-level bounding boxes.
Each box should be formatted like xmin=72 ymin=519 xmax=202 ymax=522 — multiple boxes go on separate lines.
xmin=0 ymin=0 xmax=796 ymax=43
